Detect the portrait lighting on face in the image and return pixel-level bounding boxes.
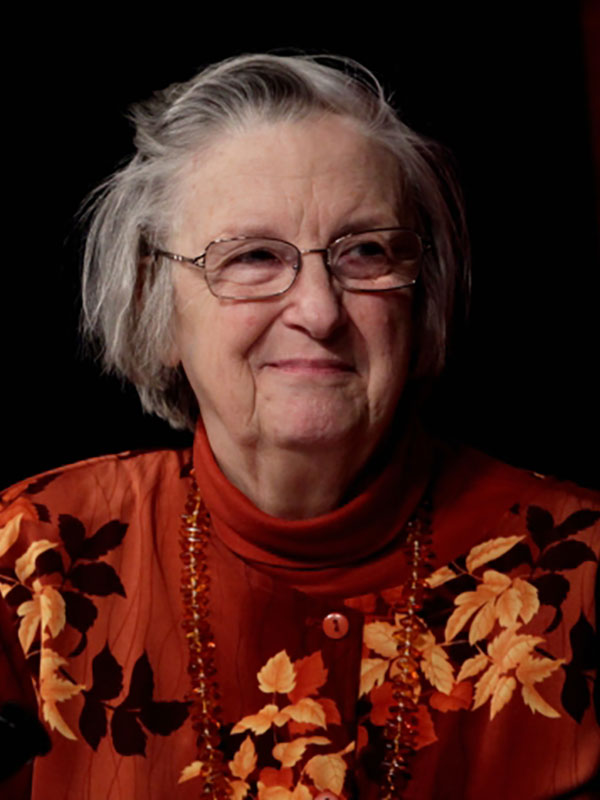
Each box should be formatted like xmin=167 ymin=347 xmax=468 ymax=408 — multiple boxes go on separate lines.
xmin=153 ymin=227 xmax=427 ymax=299
xmin=1 ymin=50 xmax=598 ymax=800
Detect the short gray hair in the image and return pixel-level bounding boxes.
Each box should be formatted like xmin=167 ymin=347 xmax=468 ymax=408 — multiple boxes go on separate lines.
xmin=81 ymin=53 xmax=469 ymax=430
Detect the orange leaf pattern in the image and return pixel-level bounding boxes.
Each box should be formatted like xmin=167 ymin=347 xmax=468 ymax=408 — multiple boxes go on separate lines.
xmin=178 ymin=760 xmax=203 ymax=784
xmin=426 ymin=565 xmax=457 ymax=588
xmin=17 ymin=598 xmax=42 ymax=653
xmin=3 ymin=473 xmax=594 ymax=797
xmin=414 ymin=704 xmax=438 ymax=750
xmin=512 ymin=577 xmax=540 ymax=623
xmin=0 ymin=512 xmax=23 ymax=557
xmin=17 ymin=579 xmax=67 ymax=653
xmin=229 ymin=735 xmax=258 ymax=780
xmin=39 ymin=648 xmax=85 ymax=739
xmin=0 ymin=516 xmax=83 ymax=743
xmin=465 ymin=535 xmax=525 ymax=573
xmin=429 ymin=681 xmax=473 ymax=712
xmin=257 ymin=767 xmax=294 ymax=789
xmin=363 ymin=620 xmax=399 ymax=657
xmin=14 ymin=539 xmax=58 ymax=583
xmin=318 ymin=696 xmax=342 ymax=725
xmin=304 ymin=753 xmax=347 ymax=795
xmin=369 ymin=682 xmax=394 ymax=725
xmin=352 ymin=515 xmax=589 ymax=770
xmin=495 ymin=586 xmax=522 ymax=627
xmin=359 ymin=658 xmax=388 ymax=696
xmin=0 ymin=497 xmax=174 ymax=760
xmin=272 ymin=736 xmax=330 ymax=768
xmin=232 ymin=704 xmax=291 ymax=735
xmin=281 ymin=698 xmax=326 ymax=727
xmin=516 ymin=654 xmax=564 ymax=717
xmin=468 ymin=599 xmax=497 ymax=644
xmin=227 ymin=650 xmax=351 ymax=796
xmin=456 ymin=653 xmax=489 ymax=683
xmin=287 ymin=651 xmax=327 ymax=704
xmin=490 ymin=675 xmax=517 ymax=719
xmin=473 ymin=664 xmax=502 ymax=709
xmin=229 ymin=780 xmax=250 ymax=800
xmin=416 ymin=631 xmax=455 ymax=694
xmin=289 ymin=785 xmax=313 ymax=800
xmin=258 ymin=650 xmax=296 ymax=694
xmin=521 ymin=682 xmax=561 ymax=718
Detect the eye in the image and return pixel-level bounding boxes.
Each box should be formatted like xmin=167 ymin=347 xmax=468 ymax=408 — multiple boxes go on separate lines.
xmin=335 ymin=235 xmax=391 ymax=278
xmin=230 ymin=247 xmax=283 ymax=266
xmin=347 ymin=240 xmax=387 ymax=259
xmin=206 ymin=239 xmax=292 ymax=274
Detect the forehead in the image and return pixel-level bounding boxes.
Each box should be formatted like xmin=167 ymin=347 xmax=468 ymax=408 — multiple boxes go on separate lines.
xmin=175 ymin=114 xmax=402 ymax=244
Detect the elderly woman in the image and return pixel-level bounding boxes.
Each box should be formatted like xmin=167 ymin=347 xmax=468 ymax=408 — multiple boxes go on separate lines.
xmin=0 ymin=54 xmax=598 ymax=800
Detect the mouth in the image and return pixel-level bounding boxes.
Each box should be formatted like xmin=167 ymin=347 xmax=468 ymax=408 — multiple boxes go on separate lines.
xmin=263 ymin=358 xmax=355 ymax=375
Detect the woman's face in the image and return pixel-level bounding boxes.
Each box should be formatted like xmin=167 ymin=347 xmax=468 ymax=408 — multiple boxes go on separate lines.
xmin=170 ymin=114 xmax=414 ymax=468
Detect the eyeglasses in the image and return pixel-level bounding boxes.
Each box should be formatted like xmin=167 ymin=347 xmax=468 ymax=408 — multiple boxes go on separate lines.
xmin=153 ymin=227 xmax=428 ymax=300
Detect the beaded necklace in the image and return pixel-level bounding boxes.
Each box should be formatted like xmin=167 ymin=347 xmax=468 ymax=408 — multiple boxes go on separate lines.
xmin=180 ymin=479 xmax=433 ymax=799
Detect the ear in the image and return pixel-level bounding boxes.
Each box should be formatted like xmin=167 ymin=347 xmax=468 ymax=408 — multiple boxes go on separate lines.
xmin=162 ymin=332 xmax=181 ymax=369
xmin=134 ymin=252 xmax=155 ymax=306
xmin=136 ymin=249 xmax=182 ymax=369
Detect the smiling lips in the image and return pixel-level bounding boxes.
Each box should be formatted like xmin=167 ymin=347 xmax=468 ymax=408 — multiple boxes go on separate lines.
xmin=263 ymin=358 xmax=355 ymax=374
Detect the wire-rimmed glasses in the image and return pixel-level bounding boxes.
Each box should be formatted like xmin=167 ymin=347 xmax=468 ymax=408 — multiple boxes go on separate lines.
xmin=153 ymin=227 xmax=428 ymax=300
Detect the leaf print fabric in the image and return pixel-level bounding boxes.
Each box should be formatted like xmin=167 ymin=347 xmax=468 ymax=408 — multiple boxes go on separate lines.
xmin=0 ymin=455 xmax=192 ymax=797
xmin=258 ymin=651 xmax=297 ymax=694
xmin=0 ymin=507 xmax=131 ymax=740
xmin=16 ymin=579 xmax=65 ymax=652
xmin=182 ymin=649 xmax=352 ymax=798
xmin=39 ymin=648 xmax=85 ymax=739
xmin=0 ymin=434 xmax=598 ymax=800
xmin=353 ymin=501 xmax=599 ymax=771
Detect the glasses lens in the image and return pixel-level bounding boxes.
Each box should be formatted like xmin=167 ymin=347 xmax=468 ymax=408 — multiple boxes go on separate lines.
xmin=204 ymin=238 xmax=297 ymax=298
xmin=332 ymin=229 xmax=422 ymax=290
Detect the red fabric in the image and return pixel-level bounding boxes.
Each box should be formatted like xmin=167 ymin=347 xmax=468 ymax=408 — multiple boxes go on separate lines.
xmin=0 ymin=424 xmax=598 ymax=799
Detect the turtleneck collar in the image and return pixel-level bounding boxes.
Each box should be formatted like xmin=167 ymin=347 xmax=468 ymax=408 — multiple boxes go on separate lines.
xmin=193 ymin=418 xmax=434 ymax=573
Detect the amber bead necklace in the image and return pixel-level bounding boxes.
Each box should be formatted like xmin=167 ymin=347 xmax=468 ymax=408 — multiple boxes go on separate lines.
xmin=180 ymin=479 xmax=433 ymax=799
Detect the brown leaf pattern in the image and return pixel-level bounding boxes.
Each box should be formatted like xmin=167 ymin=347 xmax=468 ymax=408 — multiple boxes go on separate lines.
xmin=2 ymin=477 xmax=597 ymax=796
xmin=186 ymin=649 xmax=348 ymax=797
xmin=355 ymin=500 xmax=598 ymax=762
xmin=0 ymin=499 xmax=141 ymax=751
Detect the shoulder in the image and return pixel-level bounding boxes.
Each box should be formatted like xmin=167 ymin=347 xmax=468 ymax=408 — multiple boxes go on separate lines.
xmin=437 ymin=440 xmax=598 ymax=510
xmin=415 ymin=444 xmax=599 ymax=750
xmin=432 ymin=441 xmax=599 ymax=565
xmin=2 ymin=445 xmax=193 ymax=505
xmin=0 ymin=446 xmax=193 ymax=564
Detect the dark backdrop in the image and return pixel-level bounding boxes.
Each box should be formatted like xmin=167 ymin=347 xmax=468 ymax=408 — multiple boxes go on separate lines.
xmin=2 ymin=5 xmax=598 ymax=490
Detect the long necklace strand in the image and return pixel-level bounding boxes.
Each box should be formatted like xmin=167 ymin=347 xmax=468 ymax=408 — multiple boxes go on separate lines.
xmin=180 ymin=483 xmax=230 ymax=796
xmin=180 ymin=480 xmax=432 ymax=799
xmin=381 ymin=497 xmax=433 ymax=799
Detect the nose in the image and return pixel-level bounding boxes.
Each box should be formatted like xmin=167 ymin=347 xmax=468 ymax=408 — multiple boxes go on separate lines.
xmin=280 ymin=250 xmax=346 ymax=339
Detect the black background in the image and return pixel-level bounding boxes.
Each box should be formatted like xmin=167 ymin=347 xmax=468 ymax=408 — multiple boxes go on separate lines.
xmin=2 ymin=5 xmax=598 ymax=490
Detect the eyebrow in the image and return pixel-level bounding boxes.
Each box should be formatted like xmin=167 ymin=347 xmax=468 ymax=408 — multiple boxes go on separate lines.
xmin=330 ymin=216 xmax=399 ymax=239
xmin=220 ymin=225 xmax=281 ymax=240
xmin=218 ymin=215 xmax=400 ymax=244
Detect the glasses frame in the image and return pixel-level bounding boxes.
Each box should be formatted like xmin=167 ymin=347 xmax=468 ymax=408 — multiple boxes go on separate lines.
xmin=153 ymin=227 xmax=430 ymax=301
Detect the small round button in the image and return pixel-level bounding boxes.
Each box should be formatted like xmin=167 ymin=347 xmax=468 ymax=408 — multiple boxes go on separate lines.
xmin=322 ymin=612 xmax=349 ymax=639
xmin=315 ymin=793 xmax=340 ymax=800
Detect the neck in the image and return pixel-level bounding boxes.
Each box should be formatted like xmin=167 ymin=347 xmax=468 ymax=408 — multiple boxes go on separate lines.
xmin=203 ymin=425 xmax=387 ymax=520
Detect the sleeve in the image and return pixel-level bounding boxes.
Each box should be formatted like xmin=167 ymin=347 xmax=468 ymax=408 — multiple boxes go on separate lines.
xmin=0 ymin=481 xmax=55 ymax=794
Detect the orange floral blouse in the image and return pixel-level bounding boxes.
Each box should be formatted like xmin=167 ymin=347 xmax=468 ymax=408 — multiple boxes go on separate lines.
xmin=0 ymin=422 xmax=598 ymax=799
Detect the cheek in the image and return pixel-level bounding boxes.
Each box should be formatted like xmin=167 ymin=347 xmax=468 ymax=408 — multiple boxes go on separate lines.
xmin=353 ymin=296 xmax=413 ymax=367
xmin=171 ymin=288 xmax=276 ymax=386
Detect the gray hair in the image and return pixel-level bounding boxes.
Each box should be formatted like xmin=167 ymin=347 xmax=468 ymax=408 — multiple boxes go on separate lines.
xmin=81 ymin=53 xmax=469 ymax=430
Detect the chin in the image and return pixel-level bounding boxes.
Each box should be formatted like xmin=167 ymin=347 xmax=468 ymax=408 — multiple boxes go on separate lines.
xmin=263 ymin=406 xmax=366 ymax=451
